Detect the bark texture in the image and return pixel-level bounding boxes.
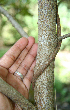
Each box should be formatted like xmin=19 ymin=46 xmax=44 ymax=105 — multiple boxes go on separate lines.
xmin=0 ymin=78 xmax=37 ymax=110
xmin=33 ymin=0 xmax=57 ymax=109
xmin=0 ymin=1 xmax=70 ymax=109
xmin=0 ymin=6 xmax=28 ymax=38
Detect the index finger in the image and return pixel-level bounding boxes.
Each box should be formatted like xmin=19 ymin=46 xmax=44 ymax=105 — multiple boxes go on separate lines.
xmin=0 ymin=37 xmax=28 ymax=68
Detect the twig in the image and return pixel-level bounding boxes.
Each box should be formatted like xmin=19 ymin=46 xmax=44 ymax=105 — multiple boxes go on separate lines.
xmin=0 ymin=6 xmax=28 ymax=38
xmin=59 ymin=33 xmax=70 ymax=41
xmin=0 ymin=78 xmax=37 ymax=110
xmin=0 ymin=6 xmax=70 ymax=41
xmin=0 ymin=5 xmax=70 ymax=108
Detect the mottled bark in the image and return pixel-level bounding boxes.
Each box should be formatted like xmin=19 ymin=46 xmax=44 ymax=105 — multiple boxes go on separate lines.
xmin=33 ymin=0 xmax=57 ymax=109
xmin=0 ymin=78 xmax=37 ymax=110
xmin=0 ymin=1 xmax=70 ymax=110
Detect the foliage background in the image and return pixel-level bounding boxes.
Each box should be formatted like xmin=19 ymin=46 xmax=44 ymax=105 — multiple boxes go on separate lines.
xmin=0 ymin=0 xmax=70 ymax=109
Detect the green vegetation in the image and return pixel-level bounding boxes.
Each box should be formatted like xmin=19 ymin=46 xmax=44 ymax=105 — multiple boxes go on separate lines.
xmin=0 ymin=48 xmax=9 ymax=58
xmin=54 ymin=51 xmax=70 ymax=106
xmin=58 ymin=2 xmax=70 ymax=51
xmin=0 ymin=0 xmax=38 ymax=45
xmin=0 ymin=0 xmax=70 ymax=109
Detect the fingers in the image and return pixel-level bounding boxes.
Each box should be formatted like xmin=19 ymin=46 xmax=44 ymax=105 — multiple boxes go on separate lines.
xmin=6 ymin=73 xmax=29 ymax=99
xmin=0 ymin=65 xmax=8 ymax=80
xmin=9 ymin=37 xmax=35 ymax=74
xmin=0 ymin=37 xmax=28 ymax=68
xmin=8 ymin=43 xmax=37 ymax=95
xmin=23 ymin=60 xmax=36 ymax=91
xmin=17 ymin=43 xmax=38 ymax=76
xmin=0 ymin=36 xmax=38 ymax=99
xmin=0 ymin=93 xmax=14 ymax=110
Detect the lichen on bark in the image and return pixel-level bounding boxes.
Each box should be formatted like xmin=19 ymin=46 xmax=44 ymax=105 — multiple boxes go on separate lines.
xmin=33 ymin=0 xmax=57 ymax=109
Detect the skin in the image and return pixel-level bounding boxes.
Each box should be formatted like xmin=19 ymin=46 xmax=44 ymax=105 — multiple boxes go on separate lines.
xmin=0 ymin=36 xmax=38 ymax=110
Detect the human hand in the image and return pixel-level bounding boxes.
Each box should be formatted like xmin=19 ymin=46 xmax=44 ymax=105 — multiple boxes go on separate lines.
xmin=0 ymin=36 xmax=38 ymax=110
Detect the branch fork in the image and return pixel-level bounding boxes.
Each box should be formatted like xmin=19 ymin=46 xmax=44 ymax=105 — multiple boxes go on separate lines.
xmin=0 ymin=5 xmax=70 ymax=109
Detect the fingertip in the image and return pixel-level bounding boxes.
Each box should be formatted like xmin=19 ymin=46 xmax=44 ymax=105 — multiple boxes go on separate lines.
xmin=22 ymin=37 xmax=28 ymax=45
xmin=16 ymin=37 xmax=28 ymax=47
xmin=32 ymin=43 xmax=38 ymax=52
xmin=35 ymin=43 xmax=38 ymax=48
xmin=28 ymin=36 xmax=35 ymax=43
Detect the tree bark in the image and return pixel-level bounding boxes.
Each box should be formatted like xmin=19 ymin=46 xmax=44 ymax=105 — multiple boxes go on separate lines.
xmin=0 ymin=78 xmax=37 ymax=110
xmin=0 ymin=1 xmax=70 ymax=110
xmin=33 ymin=0 xmax=57 ymax=109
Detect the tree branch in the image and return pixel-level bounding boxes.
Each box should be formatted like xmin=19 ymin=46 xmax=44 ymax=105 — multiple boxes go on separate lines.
xmin=32 ymin=6 xmax=70 ymax=88
xmin=0 ymin=6 xmax=28 ymax=38
xmin=0 ymin=78 xmax=37 ymax=110
xmin=59 ymin=33 xmax=70 ymax=41
xmin=0 ymin=6 xmax=70 ymax=41
xmin=0 ymin=6 xmax=36 ymax=109
xmin=32 ymin=40 xmax=61 ymax=88
xmin=0 ymin=5 xmax=70 ymax=109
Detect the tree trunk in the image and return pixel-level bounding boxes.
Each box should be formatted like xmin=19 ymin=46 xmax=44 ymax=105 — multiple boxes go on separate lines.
xmin=0 ymin=0 xmax=70 ymax=110
xmin=33 ymin=0 xmax=57 ymax=109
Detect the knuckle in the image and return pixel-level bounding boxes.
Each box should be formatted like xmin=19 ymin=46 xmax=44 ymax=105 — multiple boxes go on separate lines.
xmin=22 ymin=63 xmax=29 ymax=71
xmin=25 ymin=76 xmax=31 ymax=83
xmin=25 ymin=47 xmax=29 ymax=52
xmin=8 ymin=68 xmax=13 ymax=74
xmin=5 ymin=53 xmax=16 ymax=61
xmin=30 ymin=68 xmax=34 ymax=73
xmin=29 ymin=53 xmax=34 ymax=59
xmin=15 ymin=44 xmax=22 ymax=52
xmin=20 ymin=63 xmax=29 ymax=75
xmin=15 ymin=57 xmax=22 ymax=65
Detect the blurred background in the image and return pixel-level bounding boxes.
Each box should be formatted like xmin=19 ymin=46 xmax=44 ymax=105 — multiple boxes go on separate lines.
xmin=0 ymin=0 xmax=70 ymax=109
